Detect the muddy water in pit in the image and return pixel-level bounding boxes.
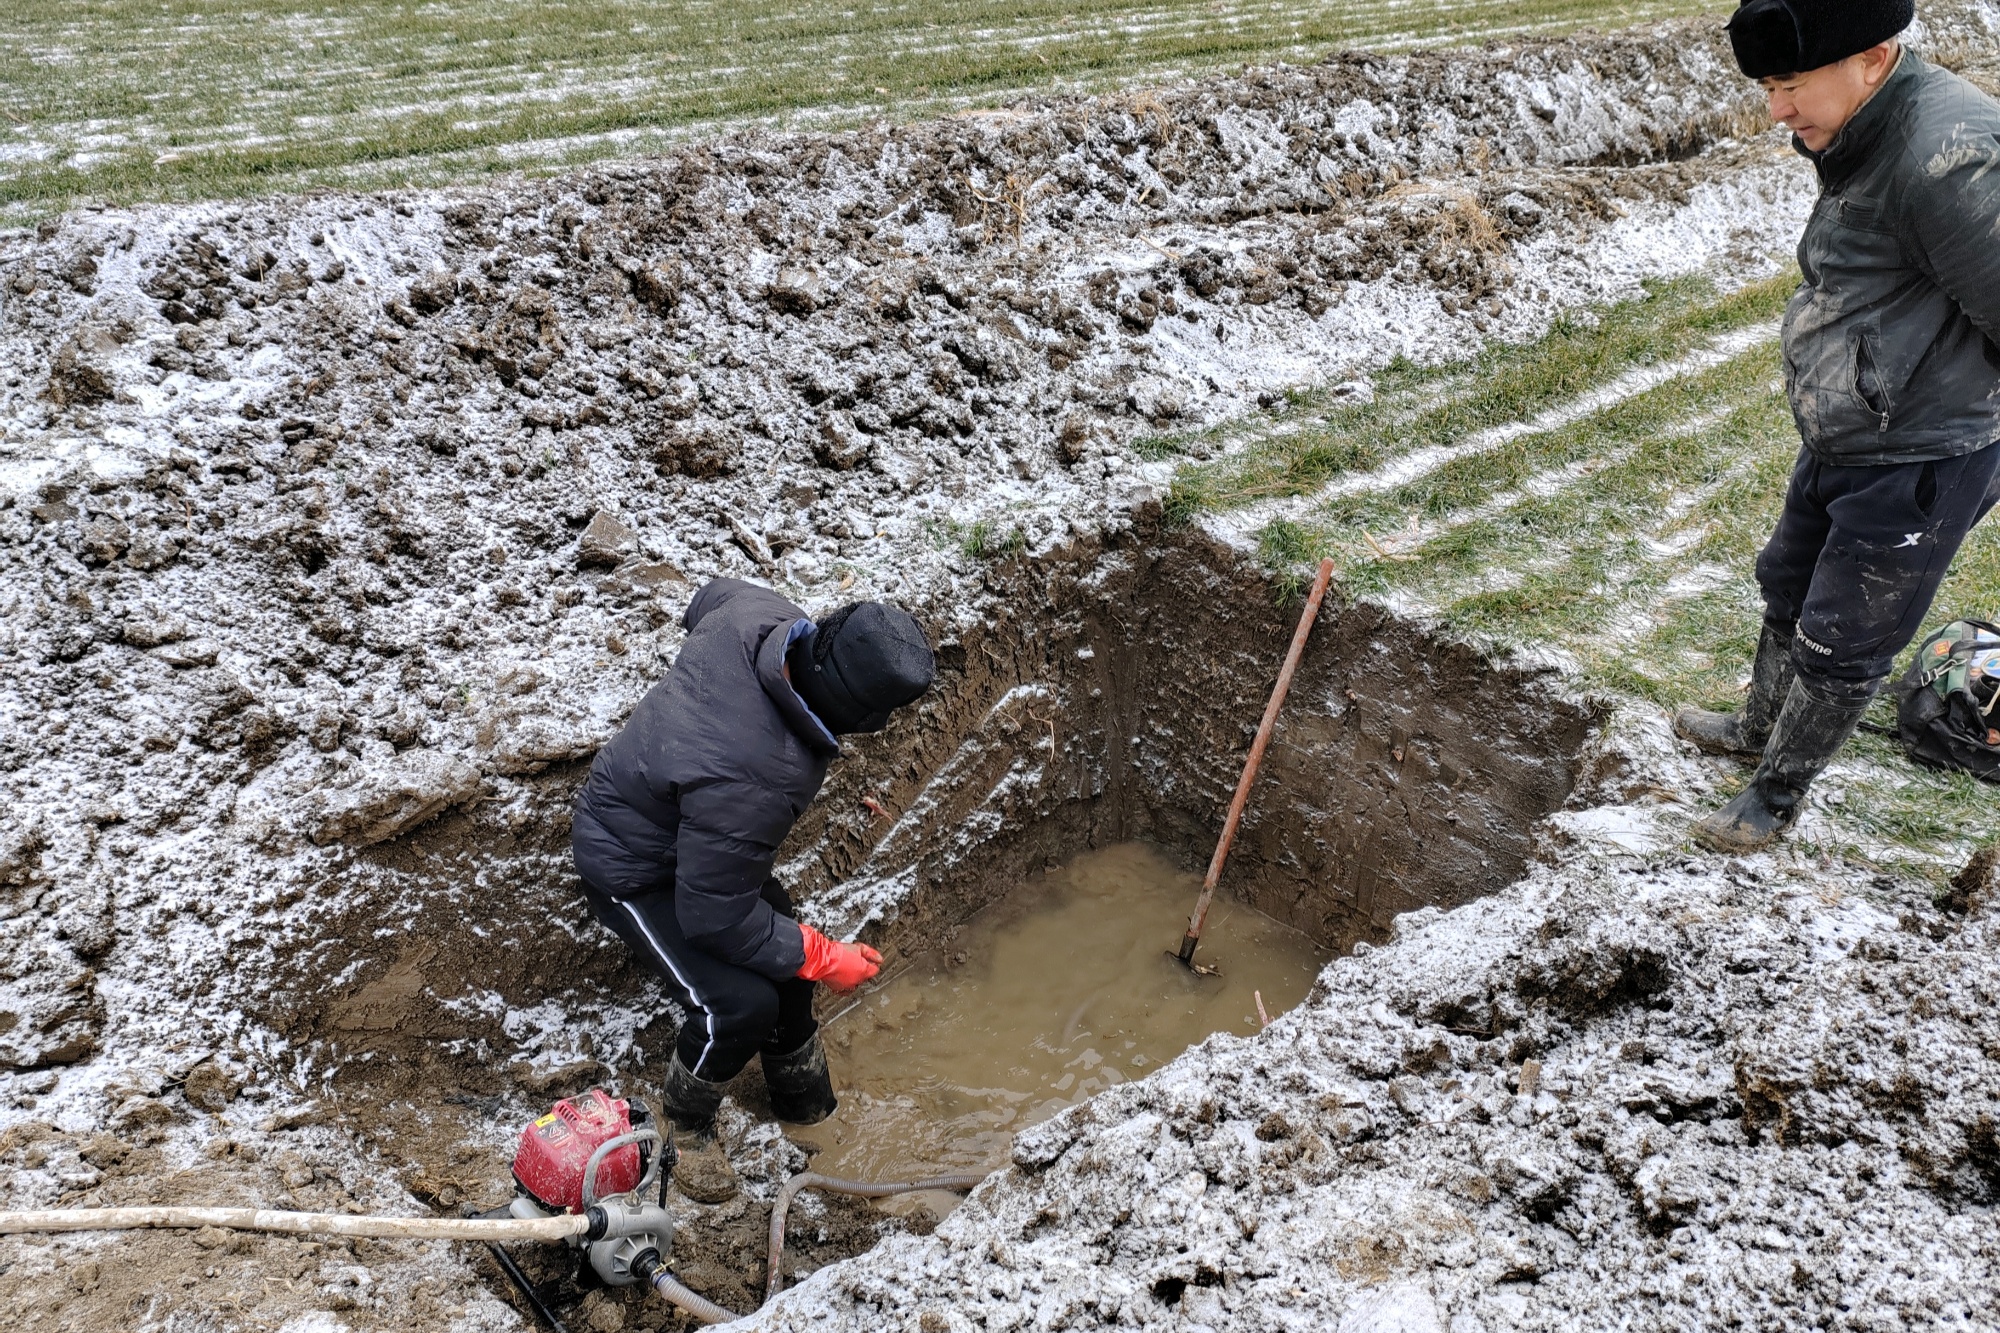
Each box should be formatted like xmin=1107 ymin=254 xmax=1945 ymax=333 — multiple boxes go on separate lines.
xmin=795 ymin=843 xmax=1327 ymax=1200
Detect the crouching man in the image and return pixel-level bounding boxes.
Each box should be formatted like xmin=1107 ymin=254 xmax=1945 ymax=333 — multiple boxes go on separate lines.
xmin=570 ymin=579 xmax=934 ymax=1176
xmin=1678 ymin=0 xmax=2000 ymax=850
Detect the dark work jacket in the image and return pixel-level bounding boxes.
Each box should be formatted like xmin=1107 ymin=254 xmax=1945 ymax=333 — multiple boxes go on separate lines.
xmin=571 ymin=580 xmax=837 ymax=981
xmin=1784 ymin=50 xmax=2000 ymax=464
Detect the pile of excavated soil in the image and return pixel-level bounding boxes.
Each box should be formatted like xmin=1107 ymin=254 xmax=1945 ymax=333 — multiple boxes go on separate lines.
xmin=760 ymin=847 xmax=2000 ymax=1331
xmin=3 ymin=4 xmax=1998 ymax=1329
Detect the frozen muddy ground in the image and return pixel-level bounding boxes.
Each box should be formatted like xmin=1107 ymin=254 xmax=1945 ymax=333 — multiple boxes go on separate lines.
xmin=3 ymin=6 xmax=2000 ymax=1331
xmin=761 ymin=849 xmax=2000 ymax=1332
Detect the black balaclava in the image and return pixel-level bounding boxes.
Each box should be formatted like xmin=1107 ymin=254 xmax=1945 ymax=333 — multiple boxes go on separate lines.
xmin=787 ymin=602 xmax=936 ymax=735
xmin=1727 ymin=0 xmax=1913 ymax=79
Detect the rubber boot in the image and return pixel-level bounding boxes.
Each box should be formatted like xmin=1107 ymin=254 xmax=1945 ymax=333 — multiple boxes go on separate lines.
xmin=1674 ymin=622 xmax=1796 ymax=758
xmin=662 ymin=1054 xmax=739 ymax=1204
xmin=763 ymin=1031 xmax=838 ymax=1126
xmin=1693 ymin=677 xmax=1872 ymax=853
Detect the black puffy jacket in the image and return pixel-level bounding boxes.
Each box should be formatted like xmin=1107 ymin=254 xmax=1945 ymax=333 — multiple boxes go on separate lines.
xmin=571 ymin=580 xmax=837 ymax=980
xmin=1783 ymin=50 xmax=2000 ymax=464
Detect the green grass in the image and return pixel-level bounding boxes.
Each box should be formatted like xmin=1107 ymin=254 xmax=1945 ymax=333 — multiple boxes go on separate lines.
xmin=0 ymin=0 xmax=1717 ymax=223
xmin=926 ymin=515 xmax=1026 ymax=560
xmin=1168 ymin=272 xmax=1797 ymax=514
xmin=1158 ymin=276 xmax=2000 ymax=882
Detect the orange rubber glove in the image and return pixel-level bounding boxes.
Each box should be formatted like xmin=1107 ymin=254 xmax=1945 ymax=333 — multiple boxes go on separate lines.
xmin=796 ymin=924 xmax=882 ymax=993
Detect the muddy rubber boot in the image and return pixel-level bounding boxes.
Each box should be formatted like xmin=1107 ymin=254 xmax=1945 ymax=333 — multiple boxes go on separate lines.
xmin=662 ymin=1054 xmax=739 ymax=1204
xmin=763 ymin=1032 xmax=838 ymax=1126
xmin=1674 ymin=623 xmax=1796 ymax=758
xmin=1693 ymin=678 xmax=1872 ymax=853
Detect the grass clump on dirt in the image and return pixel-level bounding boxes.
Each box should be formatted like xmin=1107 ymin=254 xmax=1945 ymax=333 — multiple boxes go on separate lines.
xmin=1171 ymin=274 xmax=2000 ymax=883
xmin=928 ymin=516 xmax=1027 ymax=561
xmin=1 ymin=0 xmax=1716 ymax=223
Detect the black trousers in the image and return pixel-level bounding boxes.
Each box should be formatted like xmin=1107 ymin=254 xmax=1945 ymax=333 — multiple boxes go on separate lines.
xmin=1757 ymin=443 xmax=2000 ymax=703
xmin=581 ymin=876 xmax=818 ymax=1083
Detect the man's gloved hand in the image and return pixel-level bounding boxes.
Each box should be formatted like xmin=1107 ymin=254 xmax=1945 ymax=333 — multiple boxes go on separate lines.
xmin=796 ymin=924 xmax=882 ymax=993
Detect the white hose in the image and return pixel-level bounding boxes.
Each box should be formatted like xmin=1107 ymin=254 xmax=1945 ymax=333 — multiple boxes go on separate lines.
xmin=0 ymin=1205 xmax=590 ymax=1243
xmin=2 ymin=1203 xmax=750 ymax=1323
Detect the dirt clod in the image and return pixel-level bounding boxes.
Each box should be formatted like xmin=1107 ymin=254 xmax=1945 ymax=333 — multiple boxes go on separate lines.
xmin=183 ymin=1059 xmax=246 ymax=1111
xmin=1943 ymin=841 xmax=1999 ymax=916
xmin=673 ymin=1141 xmax=742 ymax=1205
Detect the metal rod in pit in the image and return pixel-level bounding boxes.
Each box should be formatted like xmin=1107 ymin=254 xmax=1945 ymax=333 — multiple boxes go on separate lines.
xmin=1177 ymin=557 xmax=1336 ymax=968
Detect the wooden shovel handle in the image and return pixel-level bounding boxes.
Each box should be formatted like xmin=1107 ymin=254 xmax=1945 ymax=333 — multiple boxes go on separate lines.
xmin=1179 ymin=558 xmax=1336 ymax=961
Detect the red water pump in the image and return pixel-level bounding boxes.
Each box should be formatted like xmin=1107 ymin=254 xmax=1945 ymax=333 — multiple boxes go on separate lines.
xmin=498 ymin=1089 xmax=674 ymax=1295
xmin=511 ymin=1088 xmax=657 ymax=1214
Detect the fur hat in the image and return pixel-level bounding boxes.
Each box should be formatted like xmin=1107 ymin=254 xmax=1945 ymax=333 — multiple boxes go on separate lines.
xmin=1727 ymin=0 xmax=1913 ymax=79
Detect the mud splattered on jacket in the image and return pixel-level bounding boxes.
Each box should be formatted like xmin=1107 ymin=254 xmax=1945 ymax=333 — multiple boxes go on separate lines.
xmin=1784 ymin=50 xmax=2000 ymax=464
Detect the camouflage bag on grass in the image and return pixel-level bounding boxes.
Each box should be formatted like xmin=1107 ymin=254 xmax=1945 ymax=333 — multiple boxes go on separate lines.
xmin=1890 ymin=619 xmax=2000 ymax=782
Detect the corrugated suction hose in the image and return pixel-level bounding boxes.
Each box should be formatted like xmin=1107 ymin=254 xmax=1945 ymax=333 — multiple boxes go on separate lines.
xmin=650 ymin=1265 xmax=741 ymax=1324
xmin=764 ymin=1172 xmax=988 ymax=1305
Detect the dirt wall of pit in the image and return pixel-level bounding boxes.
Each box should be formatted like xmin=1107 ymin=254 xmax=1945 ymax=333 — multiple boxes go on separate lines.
xmin=791 ymin=516 xmax=1594 ymax=958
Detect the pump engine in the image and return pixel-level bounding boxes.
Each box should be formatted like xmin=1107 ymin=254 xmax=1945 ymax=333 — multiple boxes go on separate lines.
xmin=503 ymin=1089 xmax=673 ymax=1288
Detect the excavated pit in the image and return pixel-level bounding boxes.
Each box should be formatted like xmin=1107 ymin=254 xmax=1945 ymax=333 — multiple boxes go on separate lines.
xmin=244 ymin=517 xmax=1594 ymax=1318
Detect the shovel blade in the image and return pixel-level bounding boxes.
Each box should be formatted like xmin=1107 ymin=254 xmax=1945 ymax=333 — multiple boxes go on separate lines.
xmin=1170 ymin=936 xmax=1222 ymax=976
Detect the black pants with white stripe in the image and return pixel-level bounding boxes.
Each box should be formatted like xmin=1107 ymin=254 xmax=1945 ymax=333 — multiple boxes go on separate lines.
xmin=581 ymin=876 xmax=818 ymax=1084
xmin=1757 ymin=442 xmax=2000 ymax=702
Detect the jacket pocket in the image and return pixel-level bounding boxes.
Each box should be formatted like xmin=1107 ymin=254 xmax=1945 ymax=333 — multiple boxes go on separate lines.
xmin=1852 ymin=333 xmax=1891 ymax=430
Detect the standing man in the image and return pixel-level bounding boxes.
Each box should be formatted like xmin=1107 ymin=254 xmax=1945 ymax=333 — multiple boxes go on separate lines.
xmin=571 ymin=578 xmax=934 ymax=1181
xmin=1677 ymin=0 xmax=2000 ymax=850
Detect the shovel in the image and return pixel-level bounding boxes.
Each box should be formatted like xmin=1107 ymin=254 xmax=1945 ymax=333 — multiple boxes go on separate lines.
xmin=1174 ymin=557 xmax=1336 ymax=973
